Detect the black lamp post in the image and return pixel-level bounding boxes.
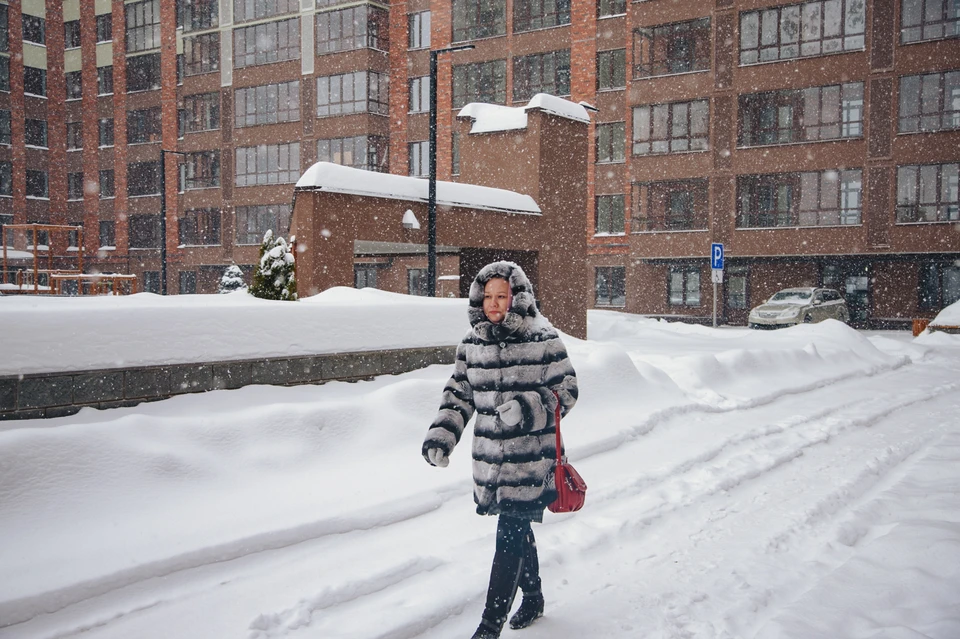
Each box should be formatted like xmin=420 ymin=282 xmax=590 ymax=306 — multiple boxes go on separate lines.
xmin=428 ymin=44 xmax=475 ymax=297
xmin=159 ymin=149 xmax=185 ymax=295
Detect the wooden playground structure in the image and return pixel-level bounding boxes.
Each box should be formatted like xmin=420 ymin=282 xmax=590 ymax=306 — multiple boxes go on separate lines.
xmin=1 ymin=223 xmax=137 ymax=295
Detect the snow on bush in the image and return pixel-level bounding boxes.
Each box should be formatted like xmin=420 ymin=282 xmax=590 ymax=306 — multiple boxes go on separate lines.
xmin=218 ymin=265 xmax=247 ymax=294
xmin=249 ymin=230 xmax=298 ymax=301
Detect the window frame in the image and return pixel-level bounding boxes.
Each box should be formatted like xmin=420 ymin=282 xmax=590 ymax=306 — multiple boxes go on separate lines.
xmin=632 ymin=99 xmax=710 ymax=155
xmin=513 ymin=0 xmax=570 ymax=33
xmin=178 ymin=208 xmax=222 ymax=246
xmin=64 ymin=20 xmax=82 ymax=49
xmin=183 ymin=32 xmax=221 ymax=76
xmin=183 ymin=93 xmax=221 ymax=133
xmin=513 ymin=49 xmax=570 ymax=102
xmin=235 ymin=81 xmax=300 ymax=127
xmin=633 ymin=17 xmax=711 ymax=79
xmin=235 ymin=204 xmax=292 ymax=245
xmin=452 ymin=60 xmax=507 ymax=108
xmin=316 ymin=71 xmax=389 ymax=117
xmin=597 ymin=49 xmax=626 ymax=90
xmin=316 ymin=5 xmax=389 ymax=55
xmin=125 ymin=0 xmax=161 ymax=53
xmin=317 ymin=135 xmax=389 ymax=172
xmin=668 ymin=265 xmax=702 ymax=307
xmin=452 ymin=0 xmax=507 ymax=42
xmin=632 ymin=179 xmax=710 ymax=232
xmin=737 ymin=169 xmax=863 ymax=228
xmin=235 ymin=142 xmax=301 ymax=186
xmin=595 ymin=194 xmax=626 ymax=235
xmin=184 ymin=151 xmax=221 ymax=190
xmin=596 ymin=121 xmax=626 ymax=163
xmin=409 ymin=11 xmax=431 ymax=49
xmin=233 ymin=17 xmax=301 ymax=69
xmin=739 ymin=0 xmax=867 ymax=65
xmin=23 ymin=14 xmax=46 ymax=45
xmin=738 ymin=82 xmax=864 ymax=146
xmin=896 ymin=163 xmax=960 ymax=223
xmin=408 ymin=140 xmax=430 ymax=177
xmin=898 ymin=70 xmax=960 ymax=133
xmin=595 ymin=266 xmax=626 ymax=307
xmin=901 ymin=0 xmax=960 ymax=43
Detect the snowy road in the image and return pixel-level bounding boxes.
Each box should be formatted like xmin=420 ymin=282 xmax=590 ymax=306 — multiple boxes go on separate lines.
xmin=2 ymin=312 xmax=959 ymax=639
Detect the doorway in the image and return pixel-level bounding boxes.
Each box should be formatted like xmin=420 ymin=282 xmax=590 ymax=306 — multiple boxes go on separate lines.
xmin=822 ymin=262 xmax=870 ymax=327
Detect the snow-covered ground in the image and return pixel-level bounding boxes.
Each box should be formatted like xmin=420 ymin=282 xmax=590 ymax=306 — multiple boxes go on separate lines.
xmin=1 ymin=292 xmax=959 ymax=639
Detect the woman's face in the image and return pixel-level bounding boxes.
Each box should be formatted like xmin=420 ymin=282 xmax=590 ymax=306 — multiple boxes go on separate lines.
xmin=483 ymin=278 xmax=511 ymax=324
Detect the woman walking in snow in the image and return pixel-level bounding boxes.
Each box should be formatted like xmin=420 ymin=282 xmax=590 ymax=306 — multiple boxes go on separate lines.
xmin=422 ymin=261 xmax=578 ymax=639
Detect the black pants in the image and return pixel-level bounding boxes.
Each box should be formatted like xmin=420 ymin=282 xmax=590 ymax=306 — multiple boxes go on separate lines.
xmin=482 ymin=515 xmax=541 ymax=628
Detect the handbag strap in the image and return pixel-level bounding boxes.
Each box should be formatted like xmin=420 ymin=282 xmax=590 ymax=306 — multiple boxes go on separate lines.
xmin=553 ymin=391 xmax=562 ymax=465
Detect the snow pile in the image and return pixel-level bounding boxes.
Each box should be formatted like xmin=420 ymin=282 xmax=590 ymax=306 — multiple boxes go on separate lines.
xmin=458 ymin=94 xmax=590 ymax=134
xmin=931 ymin=298 xmax=960 ymax=326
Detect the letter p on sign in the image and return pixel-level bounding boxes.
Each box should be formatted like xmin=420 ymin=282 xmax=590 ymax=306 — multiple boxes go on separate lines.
xmin=711 ymin=243 xmax=724 ymax=270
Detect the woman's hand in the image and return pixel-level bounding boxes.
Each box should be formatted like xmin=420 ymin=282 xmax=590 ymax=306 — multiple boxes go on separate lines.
xmin=495 ymin=400 xmax=522 ymax=427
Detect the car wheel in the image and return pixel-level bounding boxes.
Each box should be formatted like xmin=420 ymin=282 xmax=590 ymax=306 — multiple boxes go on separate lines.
xmin=803 ymin=314 xmax=813 ymax=323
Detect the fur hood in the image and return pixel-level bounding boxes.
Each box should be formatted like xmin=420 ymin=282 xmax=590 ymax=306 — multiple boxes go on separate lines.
xmin=467 ymin=261 xmax=553 ymax=343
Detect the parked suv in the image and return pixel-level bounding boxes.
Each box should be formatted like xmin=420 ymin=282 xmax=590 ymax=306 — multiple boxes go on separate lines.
xmin=748 ymin=287 xmax=849 ymax=329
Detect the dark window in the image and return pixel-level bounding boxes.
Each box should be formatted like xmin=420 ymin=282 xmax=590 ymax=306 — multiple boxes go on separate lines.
xmin=0 ymin=5 xmax=8 ymax=52
xmin=633 ymin=100 xmax=709 ymax=155
xmin=899 ymin=71 xmax=960 ymax=133
xmin=126 ymin=0 xmax=161 ymax=52
xmin=184 ymin=0 xmax=218 ymax=31
xmin=68 ymin=172 xmax=85 ymax=200
xmin=901 ymin=0 xmax=960 ymax=43
xmin=99 ymin=170 xmax=115 ymax=198
xmin=0 ymin=110 xmax=10 ymax=144
xmin=98 ymin=118 xmax=115 ymax=147
xmin=26 ymin=169 xmax=49 ymax=198
xmin=355 ymin=265 xmax=378 ymax=289
xmin=595 ymin=266 xmax=626 ymax=306
xmin=919 ymin=262 xmax=960 ymax=310
xmin=452 ymin=131 xmax=461 ymax=175
xmin=235 ymin=143 xmax=300 ymax=186
xmin=184 ymin=33 xmax=220 ymax=76
xmin=127 ymin=53 xmax=161 ymax=91
xmin=0 ymin=162 xmax=11 ymax=196
xmin=669 ymin=266 xmax=701 ymax=306
xmin=183 ymin=93 xmax=220 ymax=132
xmin=235 ymin=81 xmax=300 ymax=127
xmin=595 ymin=194 xmax=625 ymax=234
xmin=452 ymin=0 xmax=506 ymax=42
xmin=129 ymin=215 xmax=161 ymax=248
xmin=179 ymin=271 xmax=197 ymax=294
xmin=633 ymin=18 xmax=711 ymax=78
xmin=142 ymin=271 xmax=160 ymax=293
xmin=98 ymin=66 xmax=114 ymax=94
xmin=25 ymin=119 xmax=48 ymax=147
xmin=409 ymin=76 xmax=430 ymax=113
xmin=598 ymin=0 xmax=625 ymax=17
xmin=408 ymin=140 xmax=429 ymax=177
xmin=896 ymin=163 xmax=960 ymax=223
xmin=66 ymin=71 xmax=83 ymax=100
xmin=96 ymin=13 xmax=113 ymax=42
xmin=65 ymin=20 xmax=82 ymax=48
xmin=316 ymin=5 xmax=388 ymax=54
xmin=632 ymin=179 xmax=710 ymax=232
xmin=514 ymin=0 xmax=570 ymax=33
xmin=23 ymin=15 xmax=46 ymax=44
xmin=235 ymin=204 xmax=292 ymax=245
xmin=317 ymin=135 xmax=389 ymax=172
xmin=316 ymin=71 xmax=389 ymax=117
xmin=127 ymin=161 xmax=161 ymax=196
xmin=235 ymin=0 xmax=298 ymax=22
xmin=0 ymin=58 xmax=9 ymax=92
xmin=184 ymin=151 xmax=220 ymax=189
xmin=597 ymin=49 xmax=626 ymax=90
xmin=452 ymin=60 xmax=507 ymax=107
xmin=513 ymin=49 xmax=570 ymax=102
xmin=409 ymin=11 xmax=431 ymax=49
xmin=408 ymin=268 xmax=429 ymax=296
xmin=739 ymin=82 xmax=864 ymax=146
xmin=740 ymin=0 xmax=866 ymax=64
xmin=179 ymin=209 xmax=221 ymax=246
xmin=67 ymin=122 xmax=83 ymax=150
xmin=99 ymin=220 xmax=116 ymax=247
xmin=233 ymin=17 xmax=300 ymax=68
xmin=596 ymin=122 xmax=625 ymax=163
xmin=24 ymin=67 xmax=47 ymax=96
xmin=127 ymin=107 xmax=162 ymax=143
xmin=738 ymin=169 xmax=862 ymax=227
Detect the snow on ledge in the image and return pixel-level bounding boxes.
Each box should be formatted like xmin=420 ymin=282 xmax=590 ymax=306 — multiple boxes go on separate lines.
xmin=458 ymin=93 xmax=590 ymax=134
xmin=295 ymin=163 xmax=540 ymax=215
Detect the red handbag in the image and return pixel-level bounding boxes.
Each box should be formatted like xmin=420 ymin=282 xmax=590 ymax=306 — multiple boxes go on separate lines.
xmin=548 ymin=392 xmax=587 ymax=513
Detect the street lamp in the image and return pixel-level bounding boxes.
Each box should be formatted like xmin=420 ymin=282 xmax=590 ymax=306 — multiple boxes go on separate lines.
xmin=159 ymin=149 xmax=185 ymax=295
xmin=428 ymin=43 xmax=475 ymax=297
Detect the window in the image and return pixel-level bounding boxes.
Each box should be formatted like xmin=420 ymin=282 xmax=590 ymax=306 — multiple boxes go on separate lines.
xmin=68 ymin=172 xmax=85 ymax=200
xmin=514 ymin=0 xmax=570 ymax=32
xmin=408 ymin=268 xmax=429 ymax=296
xmin=513 ymin=50 xmax=570 ymax=101
xmin=179 ymin=271 xmax=197 ymax=294
xmin=739 ymin=82 xmax=864 ymax=146
xmin=669 ymin=267 xmax=701 ymax=306
xmin=409 ymin=11 xmax=431 ymax=49
xmin=139 ymin=271 xmax=159 ymax=293
xmin=184 ymin=0 xmax=218 ymax=31
xmin=97 ymin=119 xmax=114 ymax=147
xmin=234 ymin=82 xmax=299 ymax=128
xmin=25 ymin=119 xmax=48 ymax=147
xmin=184 ymin=151 xmax=220 ymax=189
xmin=596 ymin=122 xmax=625 ymax=163
xmin=24 ymin=67 xmax=47 ymax=96
xmin=633 ymin=100 xmax=709 ymax=155
xmin=235 ymin=142 xmax=300 ymax=186
xmin=26 ymin=170 xmax=49 ymax=198
xmin=409 ymin=140 xmax=429 ymax=177
xmin=126 ymin=0 xmax=161 ymax=52
xmin=179 ymin=209 xmax=221 ymax=246
xmin=65 ymin=71 xmax=82 ymax=100
xmin=0 ymin=58 xmax=8 ymax=92
xmin=184 ymin=33 xmax=220 ymax=76
xmin=99 ymin=221 xmax=116 ymax=247
xmin=127 ymin=107 xmax=162 ymax=143
xmin=127 ymin=53 xmax=161 ymax=91
xmin=896 ymin=163 xmax=959 ymax=223
xmin=235 ymin=0 xmax=298 ymax=22
xmin=597 ymin=49 xmax=626 ymax=90
xmin=316 ymin=71 xmax=389 ymax=116
xmin=67 ymin=122 xmax=83 ymax=150
xmin=317 ymin=135 xmax=389 ymax=172
xmin=235 ymin=204 xmax=292 ymax=245
xmin=233 ymin=17 xmax=300 ymax=68
xmin=23 ymin=15 xmax=46 ymax=44
xmin=129 ymin=215 xmax=161 ymax=248
xmin=316 ymin=5 xmax=388 ymax=54
xmin=183 ymin=93 xmax=220 ymax=133
xmin=65 ymin=20 xmax=82 ymax=48
xmin=99 ymin=170 xmax=115 ymax=198
xmin=738 ymin=169 xmax=863 ymax=227
xmin=453 ymin=60 xmax=507 ymax=107
xmin=595 ymin=194 xmax=625 ymax=234
xmin=452 ymin=0 xmax=506 ymax=42
xmin=127 ymin=161 xmax=161 ymax=196
xmin=899 ymin=71 xmax=960 ymax=133
xmin=633 ymin=18 xmax=711 ymax=78
xmin=355 ymin=265 xmax=378 ymax=289
xmin=632 ymin=179 xmax=709 ymax=231
xmin=98 ymin=66 xmax=114 ymax=94
xmin=740 ymin=0 xmax=866 ymax=65
xmin=919 ymin=262 xmax=960 ymax=310
xmin=0 ymin=162 xmax=11 ymax=196
xmin=901 ymin=0 xmax=960 ymax=43
xmin=452 ymin=132 xmax=461 ymax=175
xmin=409 ymin=76 xmax=430 ymax=113
xmin=0 ymin=5 xmax=7 ymax=52
xmin=595 ymin=267 xmax=626 ymax=306
xmin=96 ymin=13 xmax=113 ymax=42
xmin=598 ymin=0 xmax=626 ymax=17
xmin=0 ymin=110 xmax=9 ymax=144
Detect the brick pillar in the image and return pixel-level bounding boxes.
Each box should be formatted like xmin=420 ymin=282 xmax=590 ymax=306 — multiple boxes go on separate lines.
xmin=46 ymin=0 xmax=68 ymax=242
xmin=389 ymin=0 xmax=410 ymax=175
xmin=161 ymin=0 xmax=181 ymax=290
xmin=431 ymin=0 xmax=453 ymax=181
xmin=80 ymin=4 xmax=102 ymax=259
xmin=112 ymin=0 xmax=129 ymax=257
xmin=570 ymin=0 xmax=597 ymax=242
xmin=8 ymin=4 xmax=26 ymax=235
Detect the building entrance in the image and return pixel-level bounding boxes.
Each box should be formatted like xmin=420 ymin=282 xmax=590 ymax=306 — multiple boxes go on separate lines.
xmin=822 ymin=262 xmax=870 ymax=327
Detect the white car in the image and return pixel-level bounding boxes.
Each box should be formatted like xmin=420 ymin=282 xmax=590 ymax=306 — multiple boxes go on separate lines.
xmin=748 ymin=287 xmax=849 ymax=329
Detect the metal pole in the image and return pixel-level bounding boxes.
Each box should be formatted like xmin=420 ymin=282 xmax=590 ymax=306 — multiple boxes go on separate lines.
xmin=427 ymin=50 xmax=438 ymax=298
xmin=713 ymin=280 xmax=717 ymax=328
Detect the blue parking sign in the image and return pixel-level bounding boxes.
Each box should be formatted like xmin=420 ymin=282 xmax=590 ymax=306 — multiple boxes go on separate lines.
xmin=711 ymin=243 xmax=724 ymax=270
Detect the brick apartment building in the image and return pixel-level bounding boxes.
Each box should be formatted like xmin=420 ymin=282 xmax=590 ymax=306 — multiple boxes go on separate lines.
xmin=0 ymin=0 xmax=957 ymax=327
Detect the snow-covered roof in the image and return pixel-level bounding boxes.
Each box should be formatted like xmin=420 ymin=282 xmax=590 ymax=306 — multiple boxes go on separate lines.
xmin=295 ymin=163 xmax=541 ymax=215
xmin=457 ymin=93 xmax=591 ymax=134
xmin=0 ymin=249 xmax=37 ymax=260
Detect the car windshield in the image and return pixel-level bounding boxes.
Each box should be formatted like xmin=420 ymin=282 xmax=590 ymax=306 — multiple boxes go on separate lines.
xmin=769 ymin=290 xmax=813 ymax=304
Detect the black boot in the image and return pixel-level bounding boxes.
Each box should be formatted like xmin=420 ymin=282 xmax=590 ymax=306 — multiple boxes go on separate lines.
xmin=508 ymin=592 xmax=544 ymax=629
xmin=473 ymin=518 xmax=526 ymax=638
xmin=509 ymin=528 xmax=543 ymax=629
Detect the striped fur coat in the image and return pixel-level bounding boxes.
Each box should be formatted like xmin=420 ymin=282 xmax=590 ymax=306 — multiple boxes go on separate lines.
xmin=422 ymin=262 xmax=578 ymax=517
